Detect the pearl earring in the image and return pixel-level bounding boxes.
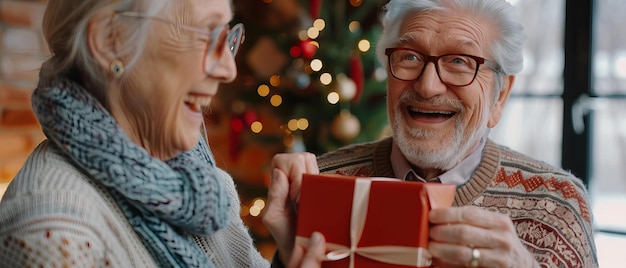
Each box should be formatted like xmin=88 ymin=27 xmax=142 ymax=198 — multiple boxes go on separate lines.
xmin=110 ymin=60 xmax=124 ymax=76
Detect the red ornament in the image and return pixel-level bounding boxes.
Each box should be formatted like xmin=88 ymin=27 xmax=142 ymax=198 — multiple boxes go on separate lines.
xmin=310 ymin=0 xmax=322 ymax=19
xmin=228 ymin=109 xmax=258 ymax=162
xmin=229 ymin=117 xmax=244 ymax=162
xmin=243 ymin=109 xmax=258 ymax=126
xmin=349 ymin=52 xmax=364 ymax=103
xmin=289 ymin=45 xmax=302 ymax=58
xmin=299 ymin=39 xmax=318 ymax=59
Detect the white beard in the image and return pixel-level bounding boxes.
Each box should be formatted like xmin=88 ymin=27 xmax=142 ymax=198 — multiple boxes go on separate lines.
xmin=390 ymin=92 xmax=489 ymax=171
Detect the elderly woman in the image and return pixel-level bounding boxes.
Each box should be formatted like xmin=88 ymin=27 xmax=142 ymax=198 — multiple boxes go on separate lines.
xmin=0 ymin=0 xmax=326 ymax=267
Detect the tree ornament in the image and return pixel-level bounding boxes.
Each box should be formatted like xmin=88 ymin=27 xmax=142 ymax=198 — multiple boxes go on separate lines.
xmin=331 ymin=109 xmax=361 ymax=142
xmin=229 ymin=117 xmax=244 ymax=162
xmin=336 ymin=73 xmax=357 ymax=101
xmin=247 ymin=37 xmax=288 ymax=79
xmin=299 ymin=39 xmax=318 ymax=59
xmin=349 ymin=52 xmax=364 ymax=103
xmin=310 ymin=0 xmax=322 ymax=19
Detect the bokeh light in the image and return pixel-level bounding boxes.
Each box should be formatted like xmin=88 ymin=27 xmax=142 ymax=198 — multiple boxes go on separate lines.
xmin=270 ymin=95 xmax=283 ymax=107
xmin=327 ymin=92 xmax=340 ymax=104
xmin=320 ymin=73 xmax=333 ymax=85
xmin=257 ymin=84 xmax=270 ymax=97
xmin=250 ymin=121 xmax=263 ymax=133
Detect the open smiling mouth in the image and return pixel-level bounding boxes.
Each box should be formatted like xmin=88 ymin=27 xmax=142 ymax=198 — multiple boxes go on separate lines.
xmin=184 ymin=94 xmax=211 ymax=113
xmin=407 ymin=106 xmax=456 ymax=120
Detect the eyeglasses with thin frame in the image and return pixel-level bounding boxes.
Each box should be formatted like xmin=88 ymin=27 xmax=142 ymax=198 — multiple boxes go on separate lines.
xmin=116 ymin=11 xmax=245 ymax=74
xmin=384 ymin=48 xmax=501 ymax=87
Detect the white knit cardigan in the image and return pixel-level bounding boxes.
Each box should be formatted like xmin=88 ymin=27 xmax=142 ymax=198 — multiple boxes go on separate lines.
xmin=0 ymin=140 xmax=270 ymax=267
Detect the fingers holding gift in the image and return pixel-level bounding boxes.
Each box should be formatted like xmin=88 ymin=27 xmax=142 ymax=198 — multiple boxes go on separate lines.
xmin=264 ymin=169 xmax=293 ymax=224
xmin=428 ymin=218 xmax=515 ymax=250
xmin=265 ymin=152 xmax=319 ymax=266
xmin=428 ymin=207 xmax=538 ymax=267
xmin=270 ymin=152 xmax=319 ymax=202
xmin=429 ymin=207 xmax=516 ymax=231
xmin=291 ymin=232 xmax=326 ymax=268
xmin=263 ymin=168 xmax=297 ymax=265
xmin=429 ymin=242 xmax=512 ymax=268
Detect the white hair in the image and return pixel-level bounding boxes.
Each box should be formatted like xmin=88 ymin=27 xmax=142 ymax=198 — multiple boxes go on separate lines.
xmin=376 ymin=0 xmax=526 ymax=91
xmin=40 ymin=0 xmax=170 ymax=103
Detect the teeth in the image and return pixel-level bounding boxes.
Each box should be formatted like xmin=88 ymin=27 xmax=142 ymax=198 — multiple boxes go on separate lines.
xmin=184 ymin=95 xmax=211 ymax=112
xmin=408 ymin=107 xmax=453 ymax=115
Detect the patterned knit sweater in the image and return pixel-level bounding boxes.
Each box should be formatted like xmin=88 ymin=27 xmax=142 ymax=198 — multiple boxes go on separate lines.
xmin=0 ymin=141 xmax=270 ymax=268
xmin=317 ymin=137 xmax=598 ymax=267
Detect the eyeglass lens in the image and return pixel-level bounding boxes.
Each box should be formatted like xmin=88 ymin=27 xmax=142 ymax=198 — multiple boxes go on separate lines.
xmin=389 ymin=50 xmax=480 ymax=86
xmin=204 ymin=23 xmax=244 ymax=73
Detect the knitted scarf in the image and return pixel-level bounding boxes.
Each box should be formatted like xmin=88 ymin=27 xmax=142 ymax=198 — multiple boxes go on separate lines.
xmin=31 ymin=76 xmax=231 ymax=268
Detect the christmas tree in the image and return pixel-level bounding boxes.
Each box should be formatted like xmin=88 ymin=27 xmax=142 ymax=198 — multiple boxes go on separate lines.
xmin=205 ymin=0 xmax=390 ymax=258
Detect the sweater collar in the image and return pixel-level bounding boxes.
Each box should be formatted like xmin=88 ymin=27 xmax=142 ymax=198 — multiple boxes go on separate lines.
xmin=389 ymin=138 xmax=486 ymax=184
xmin=372 ymin=136 xmax=500 ymax=205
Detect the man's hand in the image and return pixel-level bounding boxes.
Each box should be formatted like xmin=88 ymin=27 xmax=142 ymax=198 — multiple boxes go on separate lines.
xmin=428 ymin=206 xmax=539 ymax=268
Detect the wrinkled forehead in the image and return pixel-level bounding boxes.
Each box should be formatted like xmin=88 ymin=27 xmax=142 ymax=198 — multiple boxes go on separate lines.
xmin=396 ymin=9 xmax=497 ymax=54
xmin=160 ymin=0 xmax=233 ymax=24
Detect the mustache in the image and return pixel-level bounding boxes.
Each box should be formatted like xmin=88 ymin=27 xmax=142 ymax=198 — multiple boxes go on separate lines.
xmin=397 ymin=90 xmax=464 ymax=111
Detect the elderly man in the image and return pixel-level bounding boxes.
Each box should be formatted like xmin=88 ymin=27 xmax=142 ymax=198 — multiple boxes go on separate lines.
xmin=263 ymin=0 xmax=598 ymax=267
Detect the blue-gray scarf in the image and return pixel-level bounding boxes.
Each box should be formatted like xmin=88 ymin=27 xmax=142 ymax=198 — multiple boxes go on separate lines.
xmin=31 ymin=76 xmax=231 ymax=267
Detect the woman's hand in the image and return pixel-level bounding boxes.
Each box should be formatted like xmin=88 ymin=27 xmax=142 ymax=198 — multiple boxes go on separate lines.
xmin=428 ymin=207 xmax=540 ymax=268
xmin=262 ymin=152 xmax=319 ymax=266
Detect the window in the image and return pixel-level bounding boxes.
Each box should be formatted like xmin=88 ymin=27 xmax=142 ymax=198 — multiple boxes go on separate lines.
xmin=490 ymin=1 xmax=626 ymax=267
xmin=589 ymin=0 xmax=626 ymax=266
xmin=490 ymin=0 xmax=564 ymax=168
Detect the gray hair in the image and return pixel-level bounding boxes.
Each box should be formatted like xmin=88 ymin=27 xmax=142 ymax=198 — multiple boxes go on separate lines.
xmin=376 ymin=0 xmax=526 ymax=91
xmin=40 ymin=0 xmax=169 ymax=103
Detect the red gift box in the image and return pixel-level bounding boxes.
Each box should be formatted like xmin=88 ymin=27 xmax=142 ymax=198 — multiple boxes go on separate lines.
xmin=296 ymin=174 xmax=456 ymax=268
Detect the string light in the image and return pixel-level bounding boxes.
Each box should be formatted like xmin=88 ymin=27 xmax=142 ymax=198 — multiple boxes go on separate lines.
xmin=287 ymin=119 xmax=298 ymax=131
xmin=270 ymin=95 xmax=283 ymax=107
xmin=297 ymin=118 xmax=309 ymax=130
xmin=287 ymin=118 xmax=310 ymax=131
xmin=257 ymin=84 xmax=270 ymax=97
xmin=349 ymin=21 xmax=360 ymax=33
xmin=249 ymin=206 xmax=261 ymax=217
xmin=358 ymin=39 xmax=371 ymax=52
xmin=253 ymin=198 xmax=266 ymax=210
xmin=269 ymin=75 xmax=281 ymax=87
xmin=248 ymin=198 xmax=266 ymax=217
xmin=327 ymin=92 xmax=340 ymax=104
xmin=250 ymin=121 xmax=263 ymax=133
xmin=320 ymin=73 xmax=332 ymax=85
xmin=310 ymin=59 xmax=323 ymax=71
xmin=307 ymin=27 xmax=320 ymax=39
xmin=313 ymin=18 xmax=326 ymax=31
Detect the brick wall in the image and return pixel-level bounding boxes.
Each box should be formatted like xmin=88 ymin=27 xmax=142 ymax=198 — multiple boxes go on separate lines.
xmin=0 ymin=0 xmax=49 ymax=198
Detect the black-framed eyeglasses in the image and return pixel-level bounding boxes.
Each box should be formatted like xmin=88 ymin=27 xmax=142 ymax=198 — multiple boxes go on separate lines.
xmin=384 ymin=48 xmax=500 ymax=87
xmin=117 ymin=11 xmax=245 ymax=73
